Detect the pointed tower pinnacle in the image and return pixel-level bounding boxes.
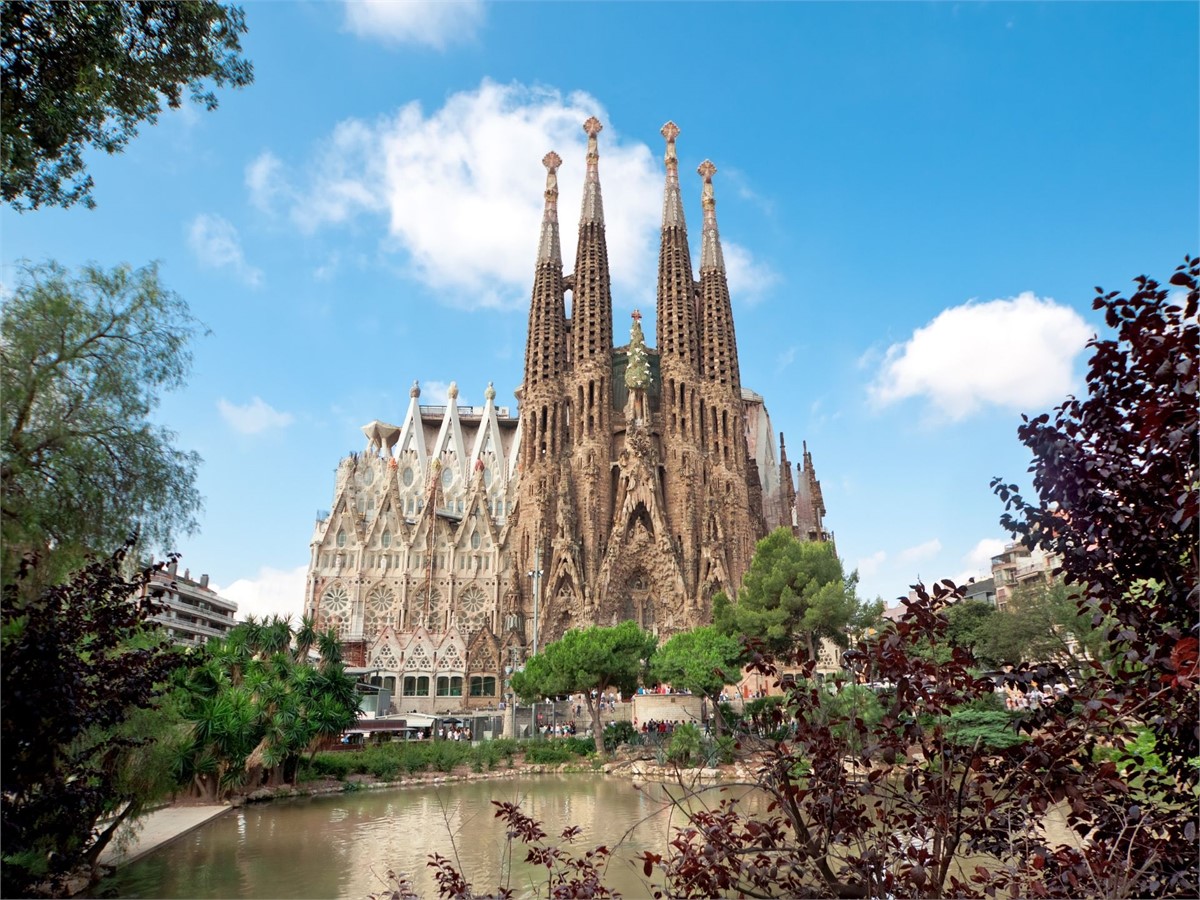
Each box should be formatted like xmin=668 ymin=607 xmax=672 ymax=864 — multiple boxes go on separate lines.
xmin=537 ymin=151 xmax=562 ymax=265
xmin=580 ymin=116 xmax=605 ymax=224
xmin=698 ymin=159 xmax=726 ymax=272
xmin=524 ymin=150 xmax=569 ymax=392
xmin=661 ymin=120 xmax=685 ymax=228
xmin=626 ymin=309 xmax=650 ymax=390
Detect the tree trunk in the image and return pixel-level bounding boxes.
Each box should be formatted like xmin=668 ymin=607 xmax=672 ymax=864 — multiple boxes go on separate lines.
xmin=84 ymin=799 xmax=139 ymax=868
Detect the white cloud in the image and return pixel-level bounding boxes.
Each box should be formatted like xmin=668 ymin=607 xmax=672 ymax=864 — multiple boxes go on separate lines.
xmin=218 ymin=397 xmax=295 ymax=435
xmin=246 ymin=151 xmax=287 ymax=213
xmin=964 ymin=537 xmax=1006 ymax=573
xmin=723 ymin=240 xmax=780 ymax=306
xmin=868 ymin=293 xmax=1092 ymax=421
xmin=342 ymin=0 xmax=485 ymax=49
xmin=213 ymin=564 xmax=308 ymax=622
xmin=856 ymin=550 xmax=887 ymax=578
xmin=419 ymin=380 xmax=454 ymax=406
xmin=187 ymin=213 xmax=262 ymax=285
xmin=898 ymin=538 xmax=943 ymax=563
xmin=255 ymin=79 xmax=772 ymax=312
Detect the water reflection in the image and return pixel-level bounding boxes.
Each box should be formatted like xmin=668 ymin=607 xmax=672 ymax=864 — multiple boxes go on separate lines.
xmin=93 ymin=775 xmax=761 ymax=899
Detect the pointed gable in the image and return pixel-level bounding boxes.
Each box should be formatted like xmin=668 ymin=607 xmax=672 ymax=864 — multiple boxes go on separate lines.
xmin=430 ymin=382 xmax=468 ymax=490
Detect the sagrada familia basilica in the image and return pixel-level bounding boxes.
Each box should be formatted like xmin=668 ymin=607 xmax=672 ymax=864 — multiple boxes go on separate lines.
xmin=304 ymin=119 xmax=831 ymax=711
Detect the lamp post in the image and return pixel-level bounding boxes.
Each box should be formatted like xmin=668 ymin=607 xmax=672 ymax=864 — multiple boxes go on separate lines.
xmin=527 ymin=545 xmax=543 ymax=656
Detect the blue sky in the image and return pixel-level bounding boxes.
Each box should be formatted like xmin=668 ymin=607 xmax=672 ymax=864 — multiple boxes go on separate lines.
xmin=3 ymin=1 xmax=1196 ymax=620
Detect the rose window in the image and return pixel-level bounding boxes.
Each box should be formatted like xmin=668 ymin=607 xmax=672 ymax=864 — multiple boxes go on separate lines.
xmin=457 ymin=585 xmax=487 ymax=634
xmin=364 ymin=585 xmax=396 ymax=638
xmin=321 ymin=583 xmax=351 ymax=637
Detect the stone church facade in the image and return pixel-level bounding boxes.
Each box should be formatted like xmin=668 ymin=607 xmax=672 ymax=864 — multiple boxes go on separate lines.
xmin=303 ymin=120 xmax=830 ymax=713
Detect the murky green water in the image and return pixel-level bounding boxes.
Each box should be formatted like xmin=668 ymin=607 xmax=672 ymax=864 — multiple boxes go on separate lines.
xmin=93 ymin=775 xmax=760 ymax=899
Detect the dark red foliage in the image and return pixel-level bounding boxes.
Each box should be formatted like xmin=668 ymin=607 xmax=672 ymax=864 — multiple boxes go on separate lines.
xmin=993 ymin=255 xmax=1198 ymax=771
xmin=1 ymin=539 xmax=185 ymax=895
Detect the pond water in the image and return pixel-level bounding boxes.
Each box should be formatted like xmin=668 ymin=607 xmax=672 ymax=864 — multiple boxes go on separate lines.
xmin=92 ymin=774 xmax=761 ymax=899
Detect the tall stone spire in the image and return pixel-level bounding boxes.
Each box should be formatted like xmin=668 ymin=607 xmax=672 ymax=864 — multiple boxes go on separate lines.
xmin=537 ymin=151 xmax=562 ymax=265
xmin=579 ymin=116 xmax=605 ymax=224
xmin=697 ymin=160 xmax=740 ymax=390
xmin=660 ymin=120 xmax=686 ymax=228
xmin=523 ymin=151 xmax=568 ymax=394
xmin=698 ymin=159 xmax=726 ymax=273
xmin=571 ymin=116 xmax=614 ymax=369
xmin=656 ymin=121 xmax=699 ymax=374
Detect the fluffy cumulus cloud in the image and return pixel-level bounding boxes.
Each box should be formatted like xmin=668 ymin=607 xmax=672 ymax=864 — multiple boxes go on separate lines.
xmin=218 ymin=397 xmax=295 ymax=435
xmin=953 ymin=537 xmax=1008 ymax=586
xmin=187 ymin=213 xmax=262 ymax=285
xmin=214 ymin=564 xmax=308 ymax=622
xmin=856 ymin=550 xmax=887 ymax=579
xmin=898 ymin=538 xmax=943 ymax=564
xmin=868 ymin=293 xmax=1093 ymax=420
xmin=248 ymin=79 xmax=772 ymax=311
xmin=342 ymin=0 xmax=485 ymax=50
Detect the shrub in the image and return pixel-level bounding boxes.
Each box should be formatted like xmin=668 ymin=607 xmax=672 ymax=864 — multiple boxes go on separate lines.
xmin=525 ymin=743 xmax=575 ymax=765
xmin=943 ymin=707 xmax=1024 ymax=751
xmin=667 ymin=722 xmax=702 ymax=767
xmin=603 ymin=720 xmax=638 ymax=751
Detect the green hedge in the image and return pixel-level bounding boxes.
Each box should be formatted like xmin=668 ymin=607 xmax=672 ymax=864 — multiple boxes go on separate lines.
xmin=301 ymin=736 xmax=587 ymax=782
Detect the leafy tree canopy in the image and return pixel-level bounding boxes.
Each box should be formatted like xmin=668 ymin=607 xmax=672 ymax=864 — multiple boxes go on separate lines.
xmin=715 ymin=528 xmax=860 ymax=661
xmin=2 ymin=0 xmax=253 ymax=210
xmin=650 ymin=625 xmax=743 ymax=701
xmin=974 ymin=578 xmax=1104 ymax=669
xmin=510 ymin=621 xmax=655 ymax=749
xmin=175 ymin=615 xmax=359 ymax=801
xmin=1 ymin=261 xmax=205 ymax=585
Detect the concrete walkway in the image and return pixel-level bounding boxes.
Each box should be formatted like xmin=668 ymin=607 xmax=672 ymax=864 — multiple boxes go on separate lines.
xmin=98 ymin=805 xmax=229 ymax=868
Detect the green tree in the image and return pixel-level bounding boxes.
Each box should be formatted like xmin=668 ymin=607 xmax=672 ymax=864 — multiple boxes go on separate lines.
xmin=714 ymin=528 xmax=860 ymax=662
xmin=176 ymin=616 xmax=359 ymax=800
xmin=650 ymin=626 xmax=743 ymax=735
xmin=975 ymin=578 xmax=1103 ymax=669
xmin=1 ymin=541 xmax=186 ymax=896
xmin=1 ymin=261 xmax=205 ymax=587
xmin=2 ymin=0 xmax=253 ymax=210
xmin=510 ymin=621 xmax=656 ymax=750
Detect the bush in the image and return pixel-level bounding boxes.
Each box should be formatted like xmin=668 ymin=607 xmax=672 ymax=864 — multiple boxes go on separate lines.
xmin=667 ymin=722 xmax=703 ymax=767
xmin=562 ymin=736 xmax=595 ymax=756
xmin=525 ymin=743 xmax=576 ymax=765
xmin=603 ymin=721 xmax=638 ymax=751
xmin=943 ymin=708 xmax=1024 ymax=751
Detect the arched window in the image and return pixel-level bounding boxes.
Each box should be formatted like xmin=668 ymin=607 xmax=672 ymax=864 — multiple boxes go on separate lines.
xmin=336 ymin=529 xmax=347 ymax=548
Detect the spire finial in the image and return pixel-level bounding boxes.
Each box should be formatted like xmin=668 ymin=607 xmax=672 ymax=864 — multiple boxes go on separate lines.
xmin=410 ymin=379 xmax=421 ymax=398
xmin=448 ymin=381 xmax=459 ymax=400
xmin=537 ymin=151 xmax=563 ymax=264
xmin=698 ymin=160 xmax=725 ymax=271
xmin=660 ymin=121 xmax=686 ymax=229
xmin=698 ymin=159 xmax=717 ymax=210
xmin=580 ymin=117 xmax=604 ymax=224
xmin=485 ymin=381 xmax=496 ymax=401
xmin=661 ymin=121 xmax=680 ymax=174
